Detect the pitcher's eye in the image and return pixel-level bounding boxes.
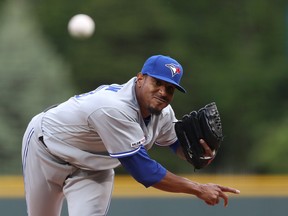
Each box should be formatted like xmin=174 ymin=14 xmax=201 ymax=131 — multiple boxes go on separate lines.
xmin=166 ymin=86 xmax=175 ymax=95
xmin=155 ymin=79 xmax=162 ymax=86
xmin=153 ymin=78 xmax=175 ymax=95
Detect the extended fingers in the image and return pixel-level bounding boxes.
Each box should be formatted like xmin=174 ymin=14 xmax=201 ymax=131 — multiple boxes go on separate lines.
xmin=218 ymin=185 xmax=240 ymax=207
xmin=218 ymin=185 xmax=241 ymax=194
xmin=218 ymin=191 xmax=229 ymax=207
xmin=212 ymin=185 xmax=239 ymax=207
xmin=202 ymin=184 xmax=240 ymax=207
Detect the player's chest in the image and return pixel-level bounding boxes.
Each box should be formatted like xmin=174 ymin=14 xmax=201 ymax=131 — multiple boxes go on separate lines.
xmin=141 ymin=120 xmax=163 ymax=150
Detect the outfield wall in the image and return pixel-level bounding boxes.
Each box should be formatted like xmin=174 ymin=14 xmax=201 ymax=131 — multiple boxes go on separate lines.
xmin=1 ymin=175 xmax=288 ymax=216
xmin=1 ymin=174 xmax=288 ymax=198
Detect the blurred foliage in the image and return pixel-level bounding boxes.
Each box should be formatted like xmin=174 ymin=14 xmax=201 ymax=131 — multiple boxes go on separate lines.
xmin=0 ymin=0 xmax=287 ymax=174
xmin=0 ymin=0 xmax=74 ymax=173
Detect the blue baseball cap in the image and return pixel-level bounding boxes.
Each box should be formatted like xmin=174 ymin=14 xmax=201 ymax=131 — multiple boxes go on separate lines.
xmin=141 ymin=55 xmax=186 ymax=93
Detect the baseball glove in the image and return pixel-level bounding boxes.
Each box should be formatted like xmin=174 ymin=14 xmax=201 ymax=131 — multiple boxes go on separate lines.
xmin=174 ymin=102 xmax=223 ymax=169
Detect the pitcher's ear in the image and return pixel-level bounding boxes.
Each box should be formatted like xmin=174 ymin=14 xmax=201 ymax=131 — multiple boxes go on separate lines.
xmin=136 ymin=72 xmax=145 ymax=86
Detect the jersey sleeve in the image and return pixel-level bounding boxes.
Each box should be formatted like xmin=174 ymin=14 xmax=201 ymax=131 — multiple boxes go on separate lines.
xmin=118 ymin=146 xmax=167 ymax=188
xmin=88 ymin=107 xmax=146 ymax=157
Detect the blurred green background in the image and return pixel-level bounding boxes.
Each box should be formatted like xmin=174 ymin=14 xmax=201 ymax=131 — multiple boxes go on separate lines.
xmin=0 ymin=0 xmax=288 ymax=175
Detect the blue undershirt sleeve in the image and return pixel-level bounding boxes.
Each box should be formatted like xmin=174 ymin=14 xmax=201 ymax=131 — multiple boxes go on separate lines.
xmin=169 ymin=140 xmax=180 ymax=153
xmin=118 ymin=146 xmax=167 ymax=188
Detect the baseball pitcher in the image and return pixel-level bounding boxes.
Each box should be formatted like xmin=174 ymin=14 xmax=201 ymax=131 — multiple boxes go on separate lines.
xmin=22 ymin=55 xmax=240 ymax=216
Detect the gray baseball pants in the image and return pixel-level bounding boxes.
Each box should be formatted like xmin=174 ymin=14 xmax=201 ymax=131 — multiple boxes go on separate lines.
xmin=22 ymin=114 xmax=114 ymax=216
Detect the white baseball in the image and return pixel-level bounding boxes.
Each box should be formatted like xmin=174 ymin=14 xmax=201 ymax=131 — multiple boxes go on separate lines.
xmin=68 ymin=14 xmax=95 ymax=39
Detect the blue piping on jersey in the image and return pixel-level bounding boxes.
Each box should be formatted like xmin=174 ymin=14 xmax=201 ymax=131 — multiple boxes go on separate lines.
xmin=109 ymin=146 xmax=142 ymax=158
xmin=22 ymin=128 xmax=34 ymax=171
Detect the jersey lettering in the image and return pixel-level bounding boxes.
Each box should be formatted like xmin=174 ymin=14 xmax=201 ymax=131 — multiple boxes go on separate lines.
xmin=74 ymin=84 xmax=123 ymax=99
xmin=105 ymin=85 xmax=122 ymax=92
xmin=74 ymin=90 xmax=98 ymax=99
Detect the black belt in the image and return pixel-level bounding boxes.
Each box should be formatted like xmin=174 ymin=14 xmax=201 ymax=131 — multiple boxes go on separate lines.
xmin=39 ymin=136 xmax=47 ymax=148
xmin=39 ymin=136 xmax=71 ymax=165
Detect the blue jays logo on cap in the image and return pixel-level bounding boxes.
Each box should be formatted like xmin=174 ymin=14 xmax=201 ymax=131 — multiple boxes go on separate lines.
xmin=165 ymin=63 xmax=181 ymax=77
xmin=141 ymin=55 xmax=186 ymax=93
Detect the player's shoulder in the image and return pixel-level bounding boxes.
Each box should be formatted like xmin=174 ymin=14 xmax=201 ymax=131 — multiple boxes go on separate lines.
xmin=90 ymin=78 xmax=138 ymax=113
xmin=76 ymin=77 xmax=135 ymax=102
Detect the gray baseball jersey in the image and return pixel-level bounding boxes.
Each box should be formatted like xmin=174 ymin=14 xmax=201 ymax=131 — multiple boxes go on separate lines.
xmin=42 ymin=77 xmax=177 ymax=169
xmin=22 ymin=77 xmax=178 ymax=216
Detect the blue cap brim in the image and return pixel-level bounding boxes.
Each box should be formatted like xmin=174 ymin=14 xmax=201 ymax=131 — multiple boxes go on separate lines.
xmin=144 ymin=72 xmax=186 ymax=93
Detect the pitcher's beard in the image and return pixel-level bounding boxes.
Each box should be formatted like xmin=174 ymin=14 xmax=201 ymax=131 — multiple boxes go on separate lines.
xmin=148 ymin=106 xmax=162 ymax=116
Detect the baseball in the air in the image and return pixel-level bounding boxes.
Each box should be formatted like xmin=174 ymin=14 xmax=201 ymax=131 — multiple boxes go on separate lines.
xmin=68 ymin=14 xmax=95 ymax=39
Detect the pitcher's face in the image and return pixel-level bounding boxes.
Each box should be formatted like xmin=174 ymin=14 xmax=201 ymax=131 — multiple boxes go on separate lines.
xmin=136 ymin=73 xmax=175 ymax=117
